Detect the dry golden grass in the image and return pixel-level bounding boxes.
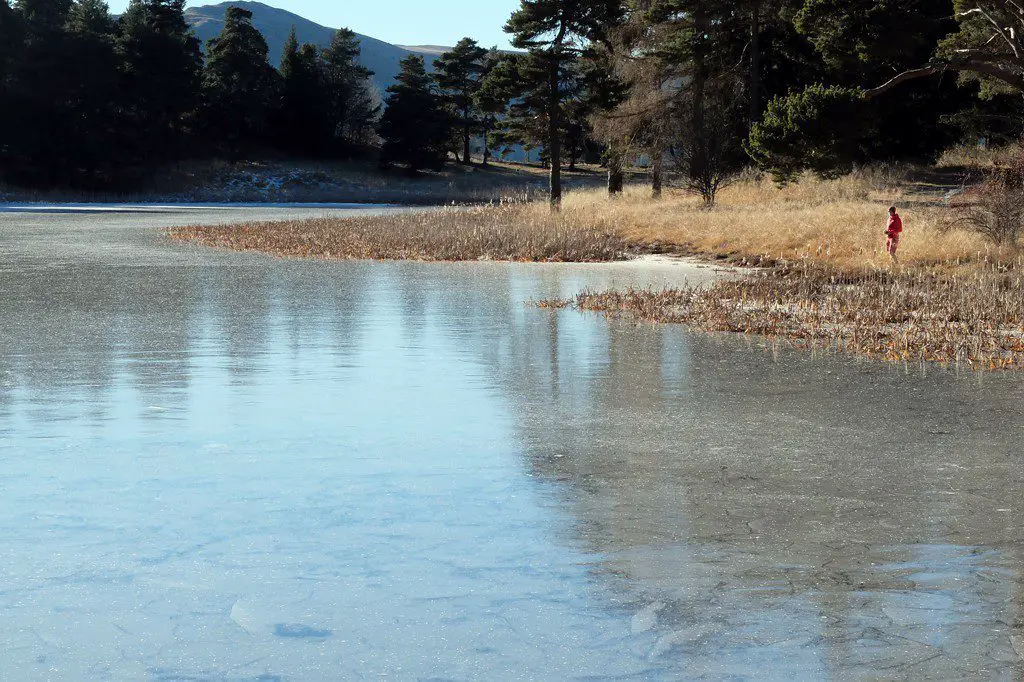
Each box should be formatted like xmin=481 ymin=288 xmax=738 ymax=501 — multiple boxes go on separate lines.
xmin=548 ymin=173 xmax=1001 ymax=271
xmin=170 ymin=169 xmax=1013 ymax=270
xmin=169 ymin=205 xmax=627 ymax=262
xmin=936 ymin=142 xmax=1023 ymax=169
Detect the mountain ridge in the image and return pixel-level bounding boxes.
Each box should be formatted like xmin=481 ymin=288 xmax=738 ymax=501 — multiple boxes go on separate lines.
xmin=185 ymin=2 xmax=445 ymax=95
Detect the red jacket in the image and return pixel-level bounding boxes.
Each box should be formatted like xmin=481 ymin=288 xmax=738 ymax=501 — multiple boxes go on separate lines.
xmin=887 ymin=213 xmax=903 ymax=236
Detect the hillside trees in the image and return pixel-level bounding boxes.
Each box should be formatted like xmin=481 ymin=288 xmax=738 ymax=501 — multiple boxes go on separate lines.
xmin=275 ymin=28 xmax=328 ymax=155
xmin=378 ymin=55 xmax=451 ymax=172
xmin=117 ymin=0 xmax=202 ymax=164
xmin=3 ymin=0 xmax=75 ymax=185
xmin=0 ymin=0 xmax=1020 ymax=192
xmin=1 ymin=0 xmax=127 ymax=186
xmin=321 ymin=27 xmax=379 ymax=151
xmin=0 ymin=1 xmax=16 ymax=153
xmin=200 ymin=5 xmax=279 ymax=159
xmin=63 ymin=0 xmax=122 ymax=182
xmin=0 ymin=0 xmax=385 ymax=188
xmin=275 ymin=26 xmax=380 ymax=156
xmin=434 ymin=37 xmax=489 ymax=164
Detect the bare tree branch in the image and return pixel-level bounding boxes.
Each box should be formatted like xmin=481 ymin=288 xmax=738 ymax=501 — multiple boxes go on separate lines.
xmin=863 ymin=66 xmax=941 ymax=98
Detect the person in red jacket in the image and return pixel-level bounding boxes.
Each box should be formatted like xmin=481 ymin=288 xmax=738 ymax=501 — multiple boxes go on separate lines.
xmin=885 ymin=206 xmax=903 ymax=260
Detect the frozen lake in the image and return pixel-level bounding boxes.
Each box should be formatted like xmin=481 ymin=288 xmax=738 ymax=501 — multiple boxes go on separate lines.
xmin=2 ymin=204 xmax=1024 ymax=679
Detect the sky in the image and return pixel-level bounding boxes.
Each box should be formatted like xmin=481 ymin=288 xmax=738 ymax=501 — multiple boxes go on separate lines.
xmin=105 ymin=0 xmax=523 ymax=49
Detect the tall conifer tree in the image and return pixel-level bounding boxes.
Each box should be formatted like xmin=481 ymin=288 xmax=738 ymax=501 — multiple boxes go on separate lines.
xmin=378 ymin=55 xmax=450 ymax=172
xmin=117 ymin=0 xmax=202 ymax=163
xmin=434 ymin=38 xmax=488 ymax=165
xmin=5 ymin=0 xmax=75 ymax=184
xmin=321 ymin=28 xmax=379 ymax=151
xmin=200 ymin=5 xmax=279 ymax=158
xmin=64 ymin=0 xmax=122 ymax=184
xmin=505 ymin=0 xmax=621 ymax=208
xmin=276 ymin=27 xmax=329 ymax=155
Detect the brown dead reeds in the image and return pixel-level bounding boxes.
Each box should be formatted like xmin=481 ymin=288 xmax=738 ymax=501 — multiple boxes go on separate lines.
xmin=542 ymin=263 xmax=1024 ymax=368
xmin=168 ymin=205 xmax=628 ymax=262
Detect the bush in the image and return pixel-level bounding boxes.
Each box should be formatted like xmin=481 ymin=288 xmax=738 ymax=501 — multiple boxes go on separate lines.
xmin=949 ymin=153 xmax=1024 ymax=246
xmin=746 ymin=84 xmax=869 ymax=184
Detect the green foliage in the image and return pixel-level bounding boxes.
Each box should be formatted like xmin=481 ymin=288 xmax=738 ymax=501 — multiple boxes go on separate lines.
xmin=1 ymin=0 xmax=127 ymax=187
xmin=0 ymin=0 xmax=1017 ymax=191
xmin=747 ymin=84 xmax=868 ymax=183
xmin=937 ymin=0 xmax=1024 ymax=98
xmin=274 ymin=28 xmax=330 ymax=155
xmin=321 ymin=28 xmax=379 ymax=150
xmin=504 ymin=0 xmax=620 ymax=50
xmin=434 ymin=37 xmax=488 ymax=164
xmin=794 ymin=0 xmax=950 ymax=71
xmin=378 ymin=55 xmax=451 ymax=172
xmin=477 ymin=52 xmax=549 ymax=156
xmin=14 ymin=0 xmax=71 ymax=28
xmin=0 ymin=1 xmax=18 ymax=85
xmin=200 ymin=5 xmax=279 ymax=158
xmin=791 ymin=0 xmax=968 ymax=162
xmin=116 ymin=0 xmax=202 ymax=163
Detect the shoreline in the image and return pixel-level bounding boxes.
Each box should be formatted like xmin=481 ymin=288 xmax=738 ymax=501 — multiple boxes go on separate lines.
xmin=73 ymin=173 xmax=1024 ymax=371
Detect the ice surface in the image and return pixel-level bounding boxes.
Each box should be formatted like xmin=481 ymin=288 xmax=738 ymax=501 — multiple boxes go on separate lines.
xmin=1 ymin=206 xmax=1024 ymax=679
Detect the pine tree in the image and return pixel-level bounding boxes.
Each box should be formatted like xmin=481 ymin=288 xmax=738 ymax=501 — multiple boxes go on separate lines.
xmin=14 ymin=0 xmax=70 ymax=27
xmin=0 ymin=1 xmax=17 ymax=78
xmin=116 ymin=0 xmax=202 ymax=164
xmin=0 ymin=0 xmax=23 ymax=179
xmin=200 ymin=5 xmax=279 ymax=159
xmin=378 ymin=55 xmax=451 ymax=172
xmin=321 ymin=28 xmax=379 ymax=152
xmin=504 ymin=0 xmax=621 ymax=208
xmin=64 ymin=0 xmax=122 ymax=185
xmin=434 ymin=37 xmax=488 ymax=165
xmin=275 ymin=27 xmax=330 ymax=156
xmin=472 ymin=48 xmax=502 ymax=165
xmin=476 ymin=53 xmax=549 ymax=160
xmin=4 ymin=0 xmax=76 ymax=185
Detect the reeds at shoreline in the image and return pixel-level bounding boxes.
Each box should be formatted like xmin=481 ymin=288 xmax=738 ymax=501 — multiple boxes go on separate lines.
xmin=168 ymin=205 xmax=628 ymax=262
xmin=542 ymin=263 xmax=1024 ymax=368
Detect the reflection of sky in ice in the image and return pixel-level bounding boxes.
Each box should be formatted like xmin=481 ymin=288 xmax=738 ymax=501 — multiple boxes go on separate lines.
xmin=1 ymin=275 xmax=670 ymax=679
xmin=2 ymin=206 xmax=1024 ymax=679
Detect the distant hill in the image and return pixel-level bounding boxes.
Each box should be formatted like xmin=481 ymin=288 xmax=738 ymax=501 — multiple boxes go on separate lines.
xmin=185 ymin=2 xmax=443 ymax=96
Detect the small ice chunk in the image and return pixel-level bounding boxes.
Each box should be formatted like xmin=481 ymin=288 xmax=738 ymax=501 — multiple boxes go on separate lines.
xmin=274 ymin=623 xmax=332 ymax=639
xmin=631 ymin=602 xmax=664 ymax=634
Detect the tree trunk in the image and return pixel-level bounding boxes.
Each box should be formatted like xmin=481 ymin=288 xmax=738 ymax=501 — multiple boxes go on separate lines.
xmin=690 ymin=9 xmax=709 ymax=188
xmin=482 ymin=116 xmax=492 ymax=166
xmin=749 ymin=1 xmax=761 ymax=132
xmin=548 ymin=50 xmax=562 ymax=210
xmin=463 ymin=103 xmax=472 ymax=165
xmin=608 ymin=146 xmax=624 ymax=195
xmin=651 ymin=152 xmax=662 ymax=200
